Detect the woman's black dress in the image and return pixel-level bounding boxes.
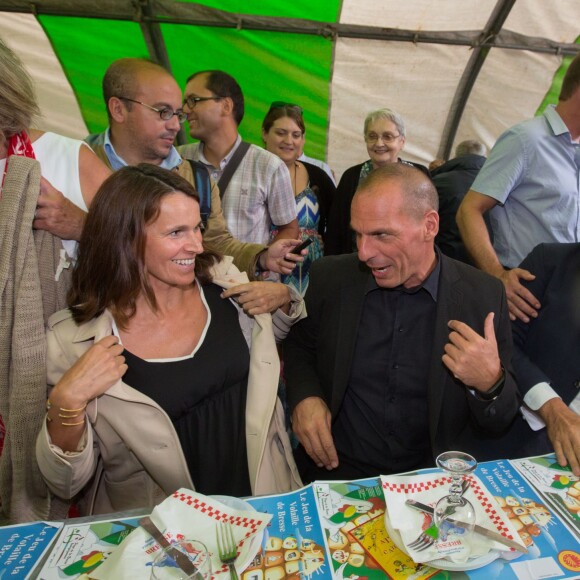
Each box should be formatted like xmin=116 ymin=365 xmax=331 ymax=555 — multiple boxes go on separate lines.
xmin=122 ymin=283 xmax=252 ymax=496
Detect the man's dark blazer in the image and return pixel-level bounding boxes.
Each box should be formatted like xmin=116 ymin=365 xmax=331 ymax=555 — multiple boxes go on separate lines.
xmin=431 ymin=154 xmax=487 ymax=264
xmin=284 ymin=252 xmax=520 ymax=470
xmin=473 ymin=242 xmax=580 ymax=460
xmin=512 ymin=243 xmax=580 ymax=405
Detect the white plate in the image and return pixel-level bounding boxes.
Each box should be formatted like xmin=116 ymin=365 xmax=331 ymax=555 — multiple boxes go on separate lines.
xmin=428 ymin=551 xmax=499 ymax=572
xmin=383 ymin=505 xmax=501 ymax=572
xmin=210 ymin=495 xmax=264 ymax=574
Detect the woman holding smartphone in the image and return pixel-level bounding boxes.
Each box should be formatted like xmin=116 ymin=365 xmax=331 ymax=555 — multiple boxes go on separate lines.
xmin=262 ymin=102 xmax=336 ymax=295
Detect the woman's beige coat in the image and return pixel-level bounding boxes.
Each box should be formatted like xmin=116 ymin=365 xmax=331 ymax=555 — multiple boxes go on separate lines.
xmin=36 ymin=257 xmax=304 ymax=515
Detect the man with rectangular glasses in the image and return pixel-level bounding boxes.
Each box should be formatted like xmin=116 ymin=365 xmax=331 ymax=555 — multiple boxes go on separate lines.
xmin=179 ymin=70 xmax=298 ymax=246
xmin=86 ymin=59 xmax=302 ymax=297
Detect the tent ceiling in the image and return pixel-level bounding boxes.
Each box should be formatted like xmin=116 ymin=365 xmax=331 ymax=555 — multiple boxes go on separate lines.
xmin=2 ymin=0 xmax=577 ymax=52
xmin=1 ymin=0 xmax=579 ymax=178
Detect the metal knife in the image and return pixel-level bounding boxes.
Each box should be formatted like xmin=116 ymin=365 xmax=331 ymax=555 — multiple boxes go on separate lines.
xmin=405 ymin=499 xmax=528 ymax=554
xmin=140 ymin=516 xmax=200 ymax=575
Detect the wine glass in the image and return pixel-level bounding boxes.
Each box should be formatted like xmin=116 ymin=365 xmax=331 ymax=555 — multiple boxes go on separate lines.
xmin=150 ymin=539 xmax=212 ymax=580
xmin=434 ymin=451 xmax=477 ymax=554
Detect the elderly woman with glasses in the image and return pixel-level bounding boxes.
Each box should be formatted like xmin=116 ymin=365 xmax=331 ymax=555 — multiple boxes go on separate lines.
xmin=325 ymin=108 xmax=429 ymax=255
xmin=35 ymin=164 xmax=304 ymax=516
xmin=262 ymin=102 xmax=336 ymax=295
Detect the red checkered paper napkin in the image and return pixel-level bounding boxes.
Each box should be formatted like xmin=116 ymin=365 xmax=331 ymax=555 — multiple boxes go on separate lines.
xmin=92 ymin=488 xmax=271 ymax=579
xmin=381 ymin=473 xmax=525 ymax=564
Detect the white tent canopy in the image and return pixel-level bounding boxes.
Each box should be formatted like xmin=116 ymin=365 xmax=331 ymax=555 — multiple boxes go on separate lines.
xmin=1 ymin=0 xmax=579 ymax=179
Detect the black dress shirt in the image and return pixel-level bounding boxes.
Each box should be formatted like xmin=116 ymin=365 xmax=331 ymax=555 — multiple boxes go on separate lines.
xmin=332 ymin=256 xmax=440 ymax=477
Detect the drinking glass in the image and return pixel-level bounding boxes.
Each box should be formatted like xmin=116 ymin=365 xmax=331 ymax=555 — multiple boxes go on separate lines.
xmin=434 ymin=451 xmax=477 ymax=551
xmin=150 ymin=539 xmax=211 ymax=580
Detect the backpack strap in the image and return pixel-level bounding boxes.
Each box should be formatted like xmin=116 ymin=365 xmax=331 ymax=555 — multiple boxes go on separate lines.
xmin=187 ymin=159 xmax=212 ymax=226
xmin=217 ymin=141 xmax=251 ymax=198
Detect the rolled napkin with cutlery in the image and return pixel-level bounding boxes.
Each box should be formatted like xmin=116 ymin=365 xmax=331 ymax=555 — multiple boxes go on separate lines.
xmin=91 ymin=489 xmax=272 ymax=579
xmin=381 ymin=473 xmax=526 ymax=566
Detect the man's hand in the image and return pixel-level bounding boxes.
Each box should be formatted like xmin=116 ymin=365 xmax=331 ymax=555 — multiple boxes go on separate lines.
xmin=498 ymin=268 xmax=541 ymax=323
xmin=291 ymin=397 xmax=338 ymax=470
xmin=221 ymin=282 xmax=291 ymax=315
xmin=539 ymin=398 xmax=580 ymax=476
xmin=456 ymin=190 xmax=540 ymax=323
xmin=260 ymin=239 xmax=306 ymax=275
xmin=443 ymin=312 xmax=502 ymax=392
xmin=34 ymin=177 xmax=87 ymax=241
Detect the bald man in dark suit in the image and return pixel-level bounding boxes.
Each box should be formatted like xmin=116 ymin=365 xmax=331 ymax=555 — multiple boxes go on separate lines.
xmin=284 ymin=164 xmax=519 ymax=482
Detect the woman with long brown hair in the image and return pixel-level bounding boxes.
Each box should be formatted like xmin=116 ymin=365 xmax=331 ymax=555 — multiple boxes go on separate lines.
xmin=36 ymin=164 xmax=303 ymax=515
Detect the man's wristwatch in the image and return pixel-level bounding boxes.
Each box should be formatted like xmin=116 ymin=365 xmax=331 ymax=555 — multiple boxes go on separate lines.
xmin=477 ymin=367 xmax=506 ymax=401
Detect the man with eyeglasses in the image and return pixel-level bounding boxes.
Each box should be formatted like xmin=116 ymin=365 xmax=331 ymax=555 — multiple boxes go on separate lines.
xmin=86 ymin=59 xmax=303 ymax=312
xmin=178 ymin=70 xmax=299 ymax=246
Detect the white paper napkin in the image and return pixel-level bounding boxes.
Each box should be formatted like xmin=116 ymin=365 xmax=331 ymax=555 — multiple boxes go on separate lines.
xmin=91 ymin=489 xmax=272 ymax=579
xmin=381 ymin=473 xmax=525 ymax=564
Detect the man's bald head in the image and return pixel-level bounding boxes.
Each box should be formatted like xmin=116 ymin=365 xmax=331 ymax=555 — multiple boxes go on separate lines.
xmin=102 ymin=58 xmax=173 ymax=119
xmin=102 ymin=58 xmax=183 ymax=166
xmin=354 ymin=163 xmax=439 ymax=222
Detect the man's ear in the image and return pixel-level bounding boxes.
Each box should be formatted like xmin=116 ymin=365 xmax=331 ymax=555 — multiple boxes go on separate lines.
xmin=221 ymin=96 xmax=234 ymax=117
xmin=424 ymin=209 xmax=439 ymax=240
xmin=108 ymin=97 xmax=126 ymax=123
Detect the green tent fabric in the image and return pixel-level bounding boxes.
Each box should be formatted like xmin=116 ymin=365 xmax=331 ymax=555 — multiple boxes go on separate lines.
xmin=1 ymin=0 xmax=579 ymax=178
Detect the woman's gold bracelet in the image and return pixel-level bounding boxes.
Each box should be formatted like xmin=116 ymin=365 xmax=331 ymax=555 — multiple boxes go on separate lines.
xmin=60 ymin=417 xmax=86 ymax=427
xmin=46 ymin=398 xmax=87 ymax=426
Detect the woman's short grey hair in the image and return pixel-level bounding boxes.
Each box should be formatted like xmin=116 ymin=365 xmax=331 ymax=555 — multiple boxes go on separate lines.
xmin=0 ymin=40 xmax=39 ymax=141
xmin=364 ymin=108 xmax=406 ymax=138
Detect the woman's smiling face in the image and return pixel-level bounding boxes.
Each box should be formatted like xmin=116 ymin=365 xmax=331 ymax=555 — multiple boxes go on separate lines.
xmin=144 ymin=191 xmax=204 ymax=291
xmin=365 ymin=117 xmax=405 ymax=168
xmin=263 ymin=116 xmax=305 ymax=166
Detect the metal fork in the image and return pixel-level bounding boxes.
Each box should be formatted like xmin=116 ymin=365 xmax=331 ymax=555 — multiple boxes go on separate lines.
xmin=408 ymin=479 xmax=471 ymax=552
xmin=216 ymin=522 xmax=239 ymax=580
xmin=408 ymin=525 xmax=437 ymax=551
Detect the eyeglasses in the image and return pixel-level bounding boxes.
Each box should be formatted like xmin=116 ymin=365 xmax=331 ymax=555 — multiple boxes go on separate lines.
xmin=269 ymin=101 xmax=303 ymax=114
xmin=117 ymin=97 xmax=186 ymax=123
xmin=364 ymin=132 xmax=401 ymax=144
xmin=183 ymin=95 xmax=225 ymax=109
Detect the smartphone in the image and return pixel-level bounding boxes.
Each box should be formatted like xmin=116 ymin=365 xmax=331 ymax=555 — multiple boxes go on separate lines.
xmin=290 ymin=237 xmax=314 ymax=254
